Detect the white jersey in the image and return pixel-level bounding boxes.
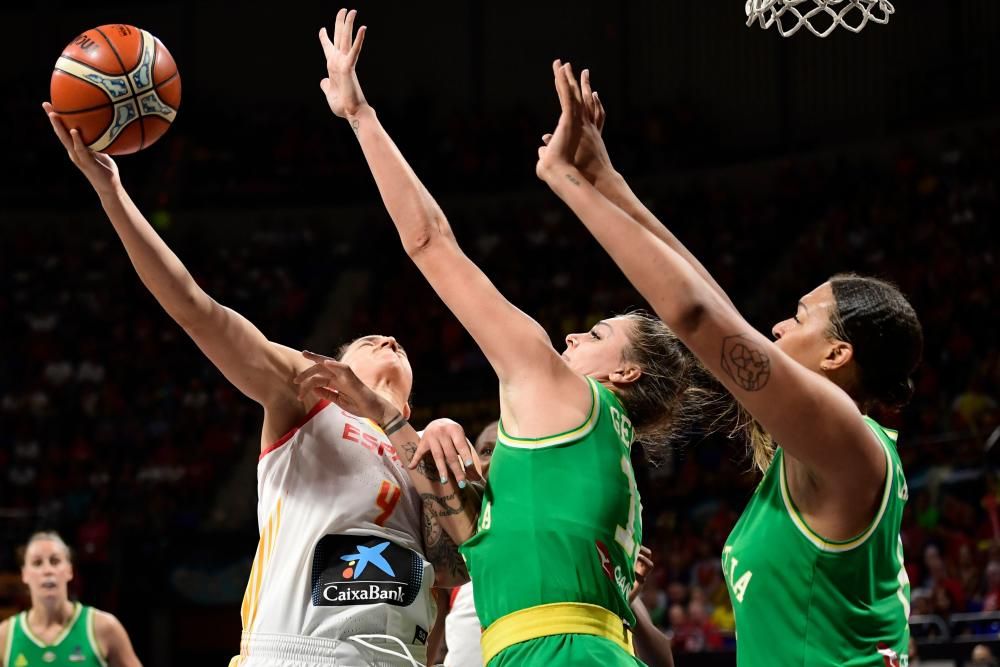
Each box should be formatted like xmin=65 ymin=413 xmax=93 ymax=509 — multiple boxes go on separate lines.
xmin=444 ymin=582 xmax=483 ymax=667
xmin=232 ymin=400 xmax=435 ymax=666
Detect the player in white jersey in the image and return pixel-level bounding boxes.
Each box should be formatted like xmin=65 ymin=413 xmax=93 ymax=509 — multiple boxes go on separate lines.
xmin=43 ymin=109 xmax=469 ymax=665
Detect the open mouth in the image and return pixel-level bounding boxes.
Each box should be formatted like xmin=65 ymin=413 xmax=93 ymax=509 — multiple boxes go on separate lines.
xmin=41 ymin=581 xmax=57 ymax=590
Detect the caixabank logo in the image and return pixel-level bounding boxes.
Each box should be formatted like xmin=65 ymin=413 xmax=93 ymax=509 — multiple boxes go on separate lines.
xmin=311 ymin=534 xmax=424 ymax=607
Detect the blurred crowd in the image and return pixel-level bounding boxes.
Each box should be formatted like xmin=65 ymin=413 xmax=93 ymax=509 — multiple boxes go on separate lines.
xmin=0 ymin=106 xmax=997 ymax=658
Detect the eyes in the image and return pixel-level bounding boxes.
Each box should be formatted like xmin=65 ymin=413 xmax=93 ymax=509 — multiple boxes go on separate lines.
xmin=589 ymin=329 xmax=601 ymax=341
xmin=792 ymin=314 xmax=801 ymax=325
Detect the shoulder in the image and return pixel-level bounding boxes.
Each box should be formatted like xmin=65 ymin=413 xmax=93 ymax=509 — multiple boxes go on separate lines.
xmin=91 ymin=609 xmax=126 ymax=649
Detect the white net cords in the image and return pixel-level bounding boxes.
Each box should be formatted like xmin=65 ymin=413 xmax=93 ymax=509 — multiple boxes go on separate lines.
xmin=746 ymin=0 xmax=895 ymax=37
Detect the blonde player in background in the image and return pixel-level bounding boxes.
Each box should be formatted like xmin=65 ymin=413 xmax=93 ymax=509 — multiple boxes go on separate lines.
xmin=42 ymin=105 xmax=469 ymax=666
xmin=0 ymin=532 xmax=141 ymax=667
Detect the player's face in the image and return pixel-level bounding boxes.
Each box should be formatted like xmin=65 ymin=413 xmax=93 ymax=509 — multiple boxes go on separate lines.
xmin=341 ymin=335 xmax=413 ymax=395
xmin=22 ymin=540 xmax=72 ymax=602
xmin=771 ymin=282 xmax=841 ymax=373
xmin=474 ymin=421 xmax=498 ymax=478
xmin=562 ymin=317 xmax=634 ymax=381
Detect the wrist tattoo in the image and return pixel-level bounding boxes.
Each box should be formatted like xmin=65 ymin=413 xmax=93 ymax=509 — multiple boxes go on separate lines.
xmin=721 ymin=335 xmax=771 ymax=391
xmin=351 ymin=119 xmax=360 ymax=135
xmin=566 ymin=173 xmax=581 ymax=186
xmin=382 ymin=414 xmax=407 ymax=436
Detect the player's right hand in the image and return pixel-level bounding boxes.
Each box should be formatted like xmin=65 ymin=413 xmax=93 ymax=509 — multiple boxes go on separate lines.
xmin=541 ymin=68 xmax=613 ymax=185
xmin=43 ymin=102 xmax=121 ymax=196
xmin=319 ymin=8 xmax=369 ymax=120
xmin=412 ymin=418 xmax=483 ymax=488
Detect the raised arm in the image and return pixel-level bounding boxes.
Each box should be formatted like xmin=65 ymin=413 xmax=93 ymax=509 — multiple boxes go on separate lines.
xmin=294 ymin=354 xmax=478 ymax=584
xmin=537 ymin=64 xmax=884 ymax=505
xmin=317 ymin=10 xmax=591 ymax=437
xmin=542 ymin=68 xmax=737 ymax=313
xmin=43 ymin=106 xmax=307 ymax=444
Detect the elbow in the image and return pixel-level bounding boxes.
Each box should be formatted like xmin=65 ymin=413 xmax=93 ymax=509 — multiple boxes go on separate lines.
xmin=661 ymin=298 xmax=709 ymax=338
xmin=403 ymin=217 xmax=453 ymax=260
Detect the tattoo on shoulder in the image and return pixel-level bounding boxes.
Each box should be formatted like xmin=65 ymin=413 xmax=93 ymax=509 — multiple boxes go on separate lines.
xmin=351 ymin=119 xmax=360 ymax=135
xmin=721 ymin=334 xmax=771 ymax=391
xmin=565 ymin=173 xmax=581 ymax=186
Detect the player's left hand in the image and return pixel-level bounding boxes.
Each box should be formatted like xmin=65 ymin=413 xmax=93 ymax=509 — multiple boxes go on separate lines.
xmin=294 ymin=350 xmax=397 ymax=425
xmin=540 ymin=68 xmax=613 ymax=186
xmin=630 ymin=545 xmax=654 ymax=603
xmin=319 ymin=8 xmax=369 ymax=120
xmin=536 ymin=60 xmax=585 ymax=183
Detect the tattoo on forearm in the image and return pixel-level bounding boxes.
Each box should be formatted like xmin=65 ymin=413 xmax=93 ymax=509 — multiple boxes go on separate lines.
xmin=398 ymin=440 xmax=438 ymax=481
xmin=566 ymin=173 xmax=581 ymax=186
xmin=721 ymin=335 xmax=772 ymax=391
xmin=420 ymin=489 xmax=472 ymax=518
xmin=351 ymin=119 xmax=360 ymax=135
xmin=422 ymin=504 xmax=469 ymax=582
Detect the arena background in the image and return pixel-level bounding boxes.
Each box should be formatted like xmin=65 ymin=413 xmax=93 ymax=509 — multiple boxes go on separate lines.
xmin=1 ymin=0 xmax=998 ymax=664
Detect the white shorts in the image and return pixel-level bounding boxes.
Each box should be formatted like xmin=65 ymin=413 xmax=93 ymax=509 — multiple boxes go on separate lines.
xmin=229 ymin=631 xmax=429 ymax=667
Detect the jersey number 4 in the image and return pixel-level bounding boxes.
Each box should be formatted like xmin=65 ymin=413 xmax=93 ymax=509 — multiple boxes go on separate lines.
xmin=374 ymin=480 xmax=401 ymax=526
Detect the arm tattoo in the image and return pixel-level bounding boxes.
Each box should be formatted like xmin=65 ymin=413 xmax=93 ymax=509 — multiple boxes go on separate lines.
xmin=422 ymin=503 xmax=470 ymax=583
xmin=398 ymin=440 xmax=438 ymax=481
xmin=351 ymin=119 xmax=360 ymax=135
xmin=565 ymin=173 xmax=581 ymax=186
xmin=721 ymin=335 xmax=771 ymax=391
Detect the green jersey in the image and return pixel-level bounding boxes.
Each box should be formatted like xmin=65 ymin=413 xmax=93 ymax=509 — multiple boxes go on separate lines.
xmin=723 ymin=417 xmax=910 ymax=667
xmin=460 ymin=378 xmax=643 ymax=662
xmin=4 ymin=603 xmax=106 ymax=667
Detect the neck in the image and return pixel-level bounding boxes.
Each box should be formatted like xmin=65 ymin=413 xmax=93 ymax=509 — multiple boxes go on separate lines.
xmin=29 ymin=598 xmax=74 ymax=626
xmin=368 ymin=377 xmax=408 ymax=416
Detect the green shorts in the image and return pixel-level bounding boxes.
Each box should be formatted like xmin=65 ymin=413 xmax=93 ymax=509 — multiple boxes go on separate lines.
xmin=488 ymin=634 xmax=647 ymax=667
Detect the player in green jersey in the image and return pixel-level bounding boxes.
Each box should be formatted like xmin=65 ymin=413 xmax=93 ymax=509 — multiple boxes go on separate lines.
xmin=295 ymin=9 xmax=756 ymax=666
xmin=537 ymin=63 xmax=924 ymax=667
xmin=0 ymin=532 xmax=141 ymax=667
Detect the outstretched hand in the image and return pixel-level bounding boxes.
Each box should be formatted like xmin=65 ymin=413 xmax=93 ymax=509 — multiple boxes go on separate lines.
xmin=319 ymin=8 xmax=369 ymax=120
xmin=42 ymin=102 xmax=120 ymax=195
xmin=536 ymin=60 xmax=586 ymax=183
xmin=541 ymin=68 xmax=614 ymax=185
xmin=294 ymin=350 xmax=397 ymax=426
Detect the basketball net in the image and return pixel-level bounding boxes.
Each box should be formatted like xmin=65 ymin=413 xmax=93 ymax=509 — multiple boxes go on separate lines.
xmin=746 ymin=0 xmax=894 ymax=37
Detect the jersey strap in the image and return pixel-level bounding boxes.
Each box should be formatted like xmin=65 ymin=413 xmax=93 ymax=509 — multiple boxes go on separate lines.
xmin=496 ymin=378 xmax=600 ymax=449
xmin=480 ymin=601 xmax=634 ymax=665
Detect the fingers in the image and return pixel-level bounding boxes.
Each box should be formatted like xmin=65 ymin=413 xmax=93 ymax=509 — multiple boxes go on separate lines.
xmin=44 ymin=105 xmax=74 ymax=152
xmin=296 ymin=373 xmax=335 ymax=401
xmin=332 ymin=8 xmax=348 ymax=49
xmin=562 ymin=62 xmax=584 ymax=107
xmin=303 ymin=349 xmax=336 ymax=364
xmin=428 ymin=439 xmax=452 ymax=485
xmin=350 ymin=25 xmax=367 ymax=63
xmin=581 ymin=69 xmax=598 ymax=121
xmin=553 ymin=61 xmax=572 ymax=114
xmin=541 ymin=133 xmax=552 ymax=145
xmin=342 ymin=9 xmax=357 ymax=54
xmin=593 ymin=91 xmax=606 ymax=132
xmin=318 ymin=27 xmax=335 ymax=59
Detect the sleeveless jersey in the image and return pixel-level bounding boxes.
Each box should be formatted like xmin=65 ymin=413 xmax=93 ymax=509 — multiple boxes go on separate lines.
xmin=3 ymin=603 xmax=106 ymax=667
xmin=723 ymin=417 xmax=910 ymax=667
xmin=234 ymin=400 xmax=435 ymax=664
xmin=460 ymin=377 xmax=642 ymax=630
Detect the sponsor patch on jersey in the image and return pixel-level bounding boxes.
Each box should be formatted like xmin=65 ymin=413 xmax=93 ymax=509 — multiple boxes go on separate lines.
xmin=311 ymin=534 xmax=424 ymax=607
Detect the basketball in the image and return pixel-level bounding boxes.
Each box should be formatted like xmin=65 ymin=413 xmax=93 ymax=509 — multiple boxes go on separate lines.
xmin=50 ymin=24 xmax=181 ymax=155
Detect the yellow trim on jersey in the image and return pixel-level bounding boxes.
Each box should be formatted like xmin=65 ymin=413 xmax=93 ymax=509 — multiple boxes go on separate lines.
xmin=240 ymin=497 xmax=283 ymax=637
xmin=496 ymin=378 xmax=600 ymax=449
xmin=86 ymin=606 xmax=108 ymax=667
xmin=778 ymin=424 xmax=894 ymax=553
xmin=18 ymin=602 xmax=83 ymax=648
xmin=481 ymin=601 xmax=634 ymax=665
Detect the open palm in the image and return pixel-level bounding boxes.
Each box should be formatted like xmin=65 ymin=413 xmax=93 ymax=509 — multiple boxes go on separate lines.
xmin=319 ymin=8 xmax=368 ymax=119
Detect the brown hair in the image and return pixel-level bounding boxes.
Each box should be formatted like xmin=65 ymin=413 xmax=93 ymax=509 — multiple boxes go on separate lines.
xmin=616 ymin=311 xmax=773 ymax=469
xmin=19 ymin=531 xmax=73 ymax=567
